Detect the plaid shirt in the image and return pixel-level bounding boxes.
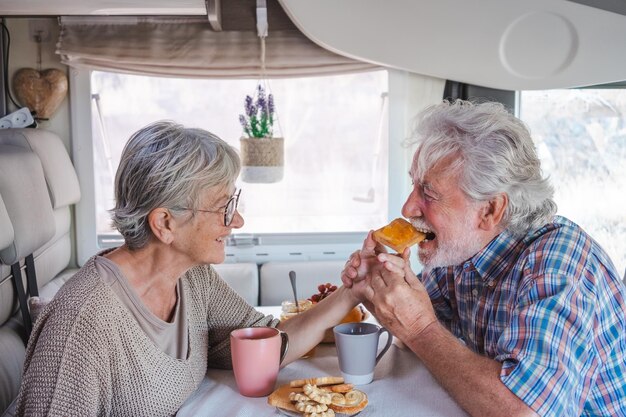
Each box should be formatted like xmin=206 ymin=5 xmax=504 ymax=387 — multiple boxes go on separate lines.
xmin=422 ymin=216 xmax=626 ymax=417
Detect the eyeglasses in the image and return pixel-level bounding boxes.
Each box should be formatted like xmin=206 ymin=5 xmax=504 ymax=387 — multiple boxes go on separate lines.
xmin=180 ymin=189 xmax=241 ymax=227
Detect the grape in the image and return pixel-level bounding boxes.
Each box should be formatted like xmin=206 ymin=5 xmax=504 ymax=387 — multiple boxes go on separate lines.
xmin=309 ymin=282 xmax=339 ymax=303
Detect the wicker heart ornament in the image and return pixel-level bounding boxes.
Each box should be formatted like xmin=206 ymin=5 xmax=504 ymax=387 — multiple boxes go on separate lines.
xmin=12 ymin=68 xmax=68 ymax=119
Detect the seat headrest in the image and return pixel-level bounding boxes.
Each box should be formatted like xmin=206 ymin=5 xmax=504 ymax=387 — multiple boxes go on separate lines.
xmin=0 ymin=146 xmax=56 ymax=264
xmin=0 ymin=195 xmax=14 ymax=251
xmin=0 ymin=129 xmax=81 ymax=209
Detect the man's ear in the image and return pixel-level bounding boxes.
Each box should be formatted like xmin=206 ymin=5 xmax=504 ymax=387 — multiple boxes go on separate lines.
xmin=148 ymin=208 xmax=175 ymax=244
xmin=478 ymin=193 xmax=508 ymax=232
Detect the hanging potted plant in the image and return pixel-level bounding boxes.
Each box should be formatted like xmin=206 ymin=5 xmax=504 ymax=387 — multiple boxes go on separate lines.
xmin=238 ymin=84 xmax=284 ymax=183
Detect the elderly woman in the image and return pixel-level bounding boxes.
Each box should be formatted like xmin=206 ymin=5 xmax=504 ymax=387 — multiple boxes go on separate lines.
xmin=15 ymin=121 xmax=359 ymax=416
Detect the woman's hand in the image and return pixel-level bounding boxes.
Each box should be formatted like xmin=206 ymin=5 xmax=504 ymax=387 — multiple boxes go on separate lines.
xmin=341 ymin=231 xmax=386 ymax=303
xmin=277 ymin=285 xmax=359 ymax=364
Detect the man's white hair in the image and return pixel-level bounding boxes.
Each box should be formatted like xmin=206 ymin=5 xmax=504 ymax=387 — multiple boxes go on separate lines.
xmin=409 ymin=100 xmax=557 ymax=235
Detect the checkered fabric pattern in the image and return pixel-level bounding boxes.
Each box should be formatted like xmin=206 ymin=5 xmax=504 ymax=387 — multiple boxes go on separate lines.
xmin=422 ymin=216 xmax=626 ymax=416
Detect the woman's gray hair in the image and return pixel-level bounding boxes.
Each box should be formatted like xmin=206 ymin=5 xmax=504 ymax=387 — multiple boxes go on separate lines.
xmin=409 ymin=100 xmax=557 ymax=235
xmin=110 ymin=121 xmax=241 ymax=249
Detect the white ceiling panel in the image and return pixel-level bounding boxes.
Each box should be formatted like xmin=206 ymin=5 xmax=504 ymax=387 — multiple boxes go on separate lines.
xmin=277 ymin=0 xmax=626 ymax=90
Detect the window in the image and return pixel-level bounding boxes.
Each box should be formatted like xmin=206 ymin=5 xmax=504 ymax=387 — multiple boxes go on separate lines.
xmin=518 ymin=89 xmax=626 ymax=274
xmin=90 ymin=70 xmax=389 ymax=259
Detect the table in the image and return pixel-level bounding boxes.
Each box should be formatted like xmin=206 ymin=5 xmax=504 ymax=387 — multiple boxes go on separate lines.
xmin=176 ymin=307 xmax=468 ymax=417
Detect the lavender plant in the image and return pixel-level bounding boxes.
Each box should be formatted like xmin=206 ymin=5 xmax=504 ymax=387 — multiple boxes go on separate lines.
xmin=239 ymin=84 xmax=275 ymax=138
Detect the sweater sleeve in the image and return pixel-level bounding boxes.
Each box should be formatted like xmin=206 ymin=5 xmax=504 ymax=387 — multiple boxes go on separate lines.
xmin=15 ymin=300 xmax=111 ymax=417
xmin=190 ymin=265 xmax=279 ymax=369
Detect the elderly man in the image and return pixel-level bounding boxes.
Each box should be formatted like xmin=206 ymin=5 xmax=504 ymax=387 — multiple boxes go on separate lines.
xmin=342 ymin=100 xmax=626 ymax=417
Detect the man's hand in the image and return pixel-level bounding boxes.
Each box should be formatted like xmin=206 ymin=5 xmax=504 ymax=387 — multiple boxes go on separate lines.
xmin=366 ymin=249 xmax=438 ymax=342
xmin=361 ymin=251 xmax=538 ymax=417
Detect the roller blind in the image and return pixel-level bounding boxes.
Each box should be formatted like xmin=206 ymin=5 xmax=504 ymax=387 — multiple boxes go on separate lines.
xmin=57 ymin=16 xmax=378 ymax=78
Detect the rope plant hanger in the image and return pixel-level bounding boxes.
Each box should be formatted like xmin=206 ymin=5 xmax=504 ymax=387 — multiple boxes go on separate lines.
xmin=238 ymin=0 xmax=285 ymax=184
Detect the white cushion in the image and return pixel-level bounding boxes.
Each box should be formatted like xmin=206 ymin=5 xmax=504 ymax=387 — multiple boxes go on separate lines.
xmin=0 ymin=325 xmax=25 ymax=414
xmin=259 ymin=261 xmax=344 ymax=306
xmin=38 ymin=268 xmax=79 ymax=301
xmin=2 ymin=398 xmax=16 ymax=416
xmin=0 ymin=196 xmax=13 ymax=252
xmin=0 ymin=146 xmax=55 ymax=265
xmin=0 ymin=129 xmax=80 ymax=209
xmin=212 ymin=263 xmax=259 ymax=306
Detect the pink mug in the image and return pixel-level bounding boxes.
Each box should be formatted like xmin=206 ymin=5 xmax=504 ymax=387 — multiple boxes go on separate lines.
xmin=230 ymin=327 xmax=289 ymax=397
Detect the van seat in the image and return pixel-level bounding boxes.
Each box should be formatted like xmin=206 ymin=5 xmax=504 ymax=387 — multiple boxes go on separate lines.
xmin=0 ymin=145 xmax=56 ymax=415
xmin=0 ymin=196 xmax=15 ymax=328
xmin=212 ymin=263 xmax=259 ymax=306
xmin=259 ymin=261 xmax=345 ymax=306
xmin=37 ymin=268 xmax=80 ymax=301
xmin=0 ymin=195 xmax=24 ymax=417
xmin=0 ymin=129 xmax=81 ymax=296
xmin=0 ymin=129 xmax=81 ymax=415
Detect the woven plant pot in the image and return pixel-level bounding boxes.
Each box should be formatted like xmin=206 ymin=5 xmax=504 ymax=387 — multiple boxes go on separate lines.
xmin=240 ymin=137 xmax=284 ymax=183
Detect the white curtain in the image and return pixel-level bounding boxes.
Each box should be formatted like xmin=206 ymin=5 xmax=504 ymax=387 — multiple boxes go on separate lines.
xmin=57 ymin=16 xmax=378 ymax=78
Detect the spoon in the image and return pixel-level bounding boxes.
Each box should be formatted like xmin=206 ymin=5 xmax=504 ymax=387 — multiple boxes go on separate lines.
xmin=289 ymin=270 xmax=299 ymax=311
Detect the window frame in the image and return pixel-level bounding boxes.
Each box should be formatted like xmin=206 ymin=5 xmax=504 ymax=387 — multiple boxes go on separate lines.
xmin=70 ymin=68 xmax=420 ymax=265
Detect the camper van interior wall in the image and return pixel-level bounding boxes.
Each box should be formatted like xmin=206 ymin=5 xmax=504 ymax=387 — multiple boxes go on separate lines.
xmin=12 ymin=68 xmax=68 ymax=119
xmin=239 ymin=83 xmax=284 ymax=183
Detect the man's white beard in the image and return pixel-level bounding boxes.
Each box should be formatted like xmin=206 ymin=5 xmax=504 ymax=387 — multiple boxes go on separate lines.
xmin=419 ymin=211 xmax=485 ymax=272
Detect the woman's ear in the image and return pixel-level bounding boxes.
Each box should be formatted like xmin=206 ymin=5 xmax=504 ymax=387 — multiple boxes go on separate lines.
xmin=478 ymin=193 xmax=508 ymax=232
xmin=148 ymin=208 xmax=175 ymax=244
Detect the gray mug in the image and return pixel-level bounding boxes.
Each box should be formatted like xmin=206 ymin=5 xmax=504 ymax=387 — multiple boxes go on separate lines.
xmin=333 ymin=322 xmax=393 ymax=385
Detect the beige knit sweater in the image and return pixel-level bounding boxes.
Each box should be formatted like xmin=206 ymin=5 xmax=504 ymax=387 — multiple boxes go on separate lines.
xmin=15 ymin=256 xmax=278 ymax=417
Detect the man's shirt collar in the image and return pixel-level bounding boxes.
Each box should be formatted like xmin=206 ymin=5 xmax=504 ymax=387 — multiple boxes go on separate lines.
xmin=467 ymin=216 xmax=565 ymax=285
xmin=468 ymin=229 xmax=521 ymax=286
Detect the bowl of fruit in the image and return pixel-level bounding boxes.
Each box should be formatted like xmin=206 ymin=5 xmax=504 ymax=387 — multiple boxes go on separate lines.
xmin=309 ymin=283 xmax=369 ymax=344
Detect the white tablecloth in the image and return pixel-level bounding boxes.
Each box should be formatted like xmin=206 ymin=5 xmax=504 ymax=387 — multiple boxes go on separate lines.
xmin=176 ymin=307 xmax=468 ymax=417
